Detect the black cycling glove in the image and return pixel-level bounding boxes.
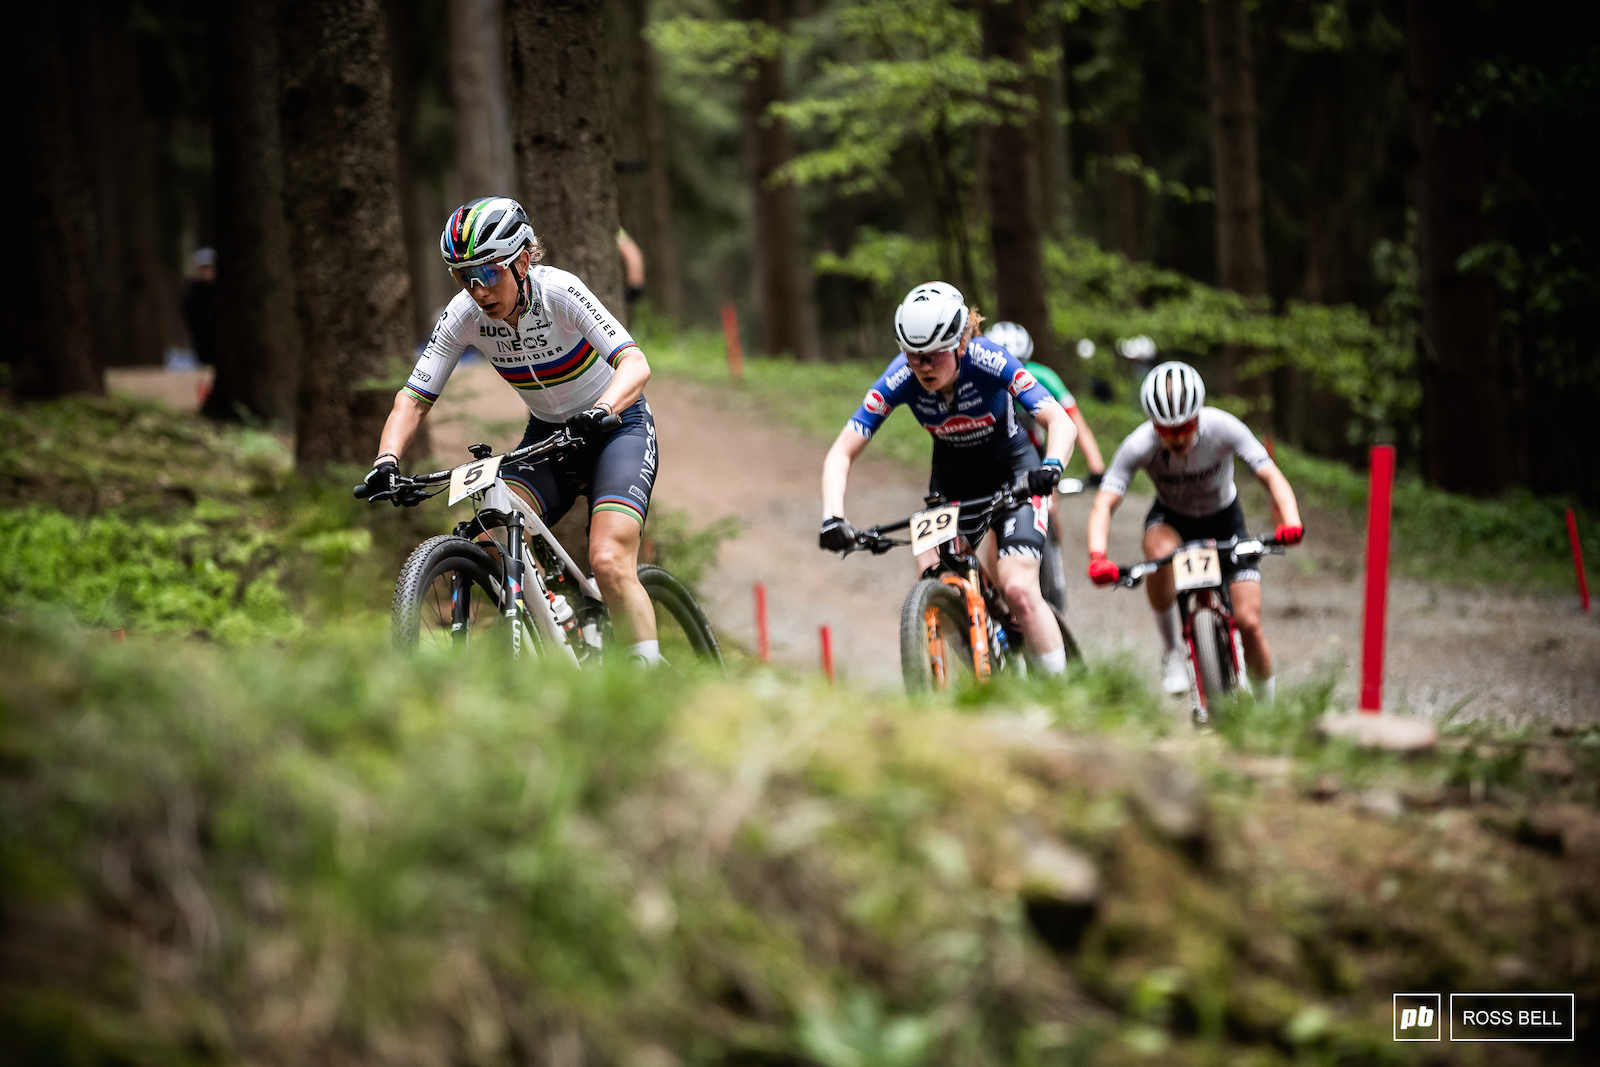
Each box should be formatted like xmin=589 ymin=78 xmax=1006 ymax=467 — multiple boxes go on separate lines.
xmin=357 ymin=461 xmax=401 ymax=502
xmin=819 ymin=516 xmax=856 ymax=552
xmin=565 ymin=406 xmax=612 ymax=441
xmin=1085 ymin=471 xmax=1104 ymax=489
xmin=1028 ymin=460 xmax=1063 ymax=496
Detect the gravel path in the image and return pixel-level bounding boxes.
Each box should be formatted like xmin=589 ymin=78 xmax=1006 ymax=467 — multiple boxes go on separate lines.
xmin=111 ymin=364 xmax=1600 ymax=724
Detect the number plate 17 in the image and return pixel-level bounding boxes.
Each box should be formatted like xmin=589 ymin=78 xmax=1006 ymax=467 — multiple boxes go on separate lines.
xmin=910 ymin=504 xmax=961 ymax=556
xmin=1172 ymin=546 xmax=1221 ymax=591
xmin=447 ymin=454 xmax=503 ymax=506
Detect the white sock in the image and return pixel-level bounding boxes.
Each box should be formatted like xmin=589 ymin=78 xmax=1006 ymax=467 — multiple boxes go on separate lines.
xmin=1154 ymin=605 xmax=1180 ymax=653
xmin=1252 ymin=676 xmax=1275 ymax=703
xmin=629 ymin=639 xmax=661 ymax=664
xmin=1028 ymin=646 xmax=1068 ymax=677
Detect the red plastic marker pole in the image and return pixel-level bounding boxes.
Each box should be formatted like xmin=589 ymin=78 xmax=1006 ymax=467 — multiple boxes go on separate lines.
xmin=819 ymin=625 xmax=835 ymax=684
xmin=1567 ymin=508 xmax=1590 ymax=612
xmin=753 ymin=582 xmax=771 ymax=663
xmin=721 ymin=303 xmax=743 ymax=380
xmin=111 ymin=629 xmax=126 ymax=642
xmin=1358 ymin=444 xmax=1395 ymax=713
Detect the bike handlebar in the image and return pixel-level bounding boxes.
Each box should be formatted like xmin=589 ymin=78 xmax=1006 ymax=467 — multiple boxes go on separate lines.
xmin=354 ymin=413 xmax=623 ymax=501
xmin=835 ymin=474 xmax=1088 ymax=558
xmin=1111 ymin=535 xmax=1286 ymax=588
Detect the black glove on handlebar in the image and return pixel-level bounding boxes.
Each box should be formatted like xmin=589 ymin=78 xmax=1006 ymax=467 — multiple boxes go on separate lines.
xmin=1085 ymin=471 xmax=1104 ymax=489
xmin=565 ymin=407 xmax=613 ymax=441
xmin=1027 ymin=461 xmax=1063 ymax=496
xmin=819 ymin=516 xmax=856 ymax=552
xmin=356 ymin=461 xmax=400 ymax=502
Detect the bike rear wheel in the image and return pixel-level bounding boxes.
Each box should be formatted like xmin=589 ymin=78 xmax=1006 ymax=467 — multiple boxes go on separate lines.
xmin=392 ymin=535 xmax=511 ymax=652
xmin=900 ymin=579 xmax=977 ymax=692
xmin=1189 ymin=605 xmax=1237 ymax=713
xmin=638 ymin=564 xmax=723 ymax=669
xmin=1039 ymin=514 xmax=1068 ymax=615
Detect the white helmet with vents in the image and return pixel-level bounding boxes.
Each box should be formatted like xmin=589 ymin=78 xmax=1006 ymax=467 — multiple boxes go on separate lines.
xmin=1140 ymin=361 xmax=1206 ymax=427
xmin=894 ymin=282 xmax=968 ymax=354
xmin=985 ymin=321 xmax=1034 ymax=362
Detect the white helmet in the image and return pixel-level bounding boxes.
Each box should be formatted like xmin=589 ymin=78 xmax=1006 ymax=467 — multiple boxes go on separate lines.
xmin=894 ymin=282 xmax=968 ymax=354
xmin=440 ymin=196 xmax=535 ymax=269
xmin=1140 ymin=361 xmax=1206 ymax=427
xmin=985 ymin=321 xmax=1033 ymax=362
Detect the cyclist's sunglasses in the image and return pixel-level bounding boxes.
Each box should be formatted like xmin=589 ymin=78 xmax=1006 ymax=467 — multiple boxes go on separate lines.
xmin=906 ymin=347 xmax=957 ymax=367
xmin=450 ymin=257 xmax=518 ymax=290
xmin=1154 ymin=417 xmax=1200 ymax=439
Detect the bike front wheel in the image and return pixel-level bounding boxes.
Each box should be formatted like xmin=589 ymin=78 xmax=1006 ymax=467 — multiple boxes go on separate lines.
xmin=1189 ymin=605 xmax=1237 ymax=713
xmin=392 ymin=535 xmax=511 ymax=652
xmin=900 ymin=579 xmax=977 ymax=692
xmin=638 ymin=564 xmax=723 ymax=669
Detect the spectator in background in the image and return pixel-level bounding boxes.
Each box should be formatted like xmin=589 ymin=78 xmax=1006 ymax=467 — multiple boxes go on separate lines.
xmin=182 ymin=248 xmax=218 ymax=368
xmin=617 ymin=229 xmax=645 ymax=307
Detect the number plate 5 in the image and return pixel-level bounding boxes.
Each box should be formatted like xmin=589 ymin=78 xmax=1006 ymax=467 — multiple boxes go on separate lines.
xmin=1172 ymin=546 xmax=1221 ymax=591
xmin=447 ymin=454 xmax=503 ymax=505
xmin=910 ymin=503 xmax=961 ymax=556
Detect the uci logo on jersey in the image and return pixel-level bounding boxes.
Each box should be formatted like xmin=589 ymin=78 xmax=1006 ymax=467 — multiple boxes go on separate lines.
xmin=863 ymin=389 xmax=890 ymax=416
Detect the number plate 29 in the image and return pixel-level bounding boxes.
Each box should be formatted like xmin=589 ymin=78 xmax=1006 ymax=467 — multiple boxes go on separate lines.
xmin=1172 ymin=546 xmax=1221 ymax=591
xmin=910 ymin=504 xmax=961 ymax=556
xmin=447 ymin=454 xmax=502 ymax=505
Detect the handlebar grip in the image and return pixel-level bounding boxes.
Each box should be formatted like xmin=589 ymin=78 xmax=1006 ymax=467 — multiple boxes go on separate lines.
xmin=353 ymin=483 xmax=372 ymax=499
xmin=600 ymin=413 xmax=623 ymax=432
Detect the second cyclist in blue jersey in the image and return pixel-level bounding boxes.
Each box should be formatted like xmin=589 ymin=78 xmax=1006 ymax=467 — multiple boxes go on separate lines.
xmin=819 ymin=282 xmax=1078 ymax=677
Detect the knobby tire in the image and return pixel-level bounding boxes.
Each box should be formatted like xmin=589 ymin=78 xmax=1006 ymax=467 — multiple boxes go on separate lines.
xmin=1190 ymin=606 xmax=1235 ymax=712
xmin=900 ymin=579 xmax=976 ymax=693
xmin=637 ymin=563 xmax=724 ymax=668
xmin=392 ymin=535 xmax=509 ymax=651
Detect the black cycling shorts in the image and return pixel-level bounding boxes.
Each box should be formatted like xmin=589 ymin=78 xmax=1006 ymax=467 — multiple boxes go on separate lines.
xmin=1143 ymin=496 xmax=1260 ymax=583
xmin=502 ymin=397 xmax=658 ymax=527
xmin=929 ymin=445 xmax=1048 ymax=560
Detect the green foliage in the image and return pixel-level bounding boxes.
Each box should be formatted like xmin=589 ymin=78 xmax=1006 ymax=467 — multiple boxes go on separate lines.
xmin=3 ymin=614 xmax=1596 ymax=1064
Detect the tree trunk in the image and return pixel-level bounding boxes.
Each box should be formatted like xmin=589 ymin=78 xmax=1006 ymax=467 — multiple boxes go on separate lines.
xmin=1406 ymin=0 xmax=1504 ymax=494
xmin=450 ymin=0 xmax=516 ymax=201
xmin=1033 ymin=4 xmax=1071 ymax=237
xmin=83 ymin=11 xmax=178 ymax=368
xmin=278 ymin=0 xmax=416 ymax=470
xmin=505 ymin=0 xmax=624 ymax=311
xmin=8 ymin=8 xmax=102 ymax=399
xmin=1204 ymin=0 xmax=1268 ymax=405
xmin=983 ymin=0 xmax=1052 ymax=364
xmin=1105 ymin=123 xmax=1142 ymax=261
xmin=641 ymin=19 xmax=681 ymax=319
xmin=206 ymin=0 xmax=300 ymax=425
xmin=738 ymin=0 xmax=811 ymax=359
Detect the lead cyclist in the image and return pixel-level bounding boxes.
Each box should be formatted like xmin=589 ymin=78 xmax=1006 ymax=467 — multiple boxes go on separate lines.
xmin=358 ymin=196 xmax=664 ymax=664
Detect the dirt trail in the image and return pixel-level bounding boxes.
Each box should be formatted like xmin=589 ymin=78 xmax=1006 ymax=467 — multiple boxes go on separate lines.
xmin=110 ymin=365 xmax=1600 ymax=722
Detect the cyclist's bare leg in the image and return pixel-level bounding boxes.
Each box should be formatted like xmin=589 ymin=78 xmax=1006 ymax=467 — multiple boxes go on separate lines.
xmin=995 ymin=554 xmax=1062 ymax=656
xmin=1229 ymin=578 xmax=1271 ymax=680
xmin=589 ymin=509 xmax=657 ymax=645
xmin=1141 ymin=523 xmax=1183 ymax=612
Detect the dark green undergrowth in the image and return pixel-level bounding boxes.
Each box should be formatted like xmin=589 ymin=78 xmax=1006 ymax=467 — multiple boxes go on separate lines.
xmin=0 ymin=397 xmax=738 ymax=636
xmin=638 ymin=319 xmax=1597 ymax=593
xmin=3 ymin=618 xmax=1596 ymax=1066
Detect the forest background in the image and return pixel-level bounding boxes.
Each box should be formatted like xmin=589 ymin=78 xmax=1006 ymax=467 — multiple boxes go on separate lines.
xmin=5 ymin=0 xmax=1596 ymax=506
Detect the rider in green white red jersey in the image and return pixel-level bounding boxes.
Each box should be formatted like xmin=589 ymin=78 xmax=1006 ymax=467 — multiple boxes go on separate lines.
xmin=983 ymin=321 xmax=1106 ymax=484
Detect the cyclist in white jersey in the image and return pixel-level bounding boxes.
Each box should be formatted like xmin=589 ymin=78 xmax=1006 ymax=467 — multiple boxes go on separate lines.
xmin=359 ymin=196 xmax=664 ymax=663
xmin=1084 ymin=362 xmax=1303 ymax=700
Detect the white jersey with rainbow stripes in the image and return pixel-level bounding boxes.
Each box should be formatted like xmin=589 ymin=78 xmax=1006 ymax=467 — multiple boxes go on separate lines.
xmin=403 ymin=265 xmax=639 ymax=422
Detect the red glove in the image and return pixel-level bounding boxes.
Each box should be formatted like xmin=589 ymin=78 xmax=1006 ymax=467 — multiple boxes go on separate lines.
xmin=1087 ymin=551 xmax=1120 ymax=586
xmin=1274 ymin=522 xmax=1304 ymax=545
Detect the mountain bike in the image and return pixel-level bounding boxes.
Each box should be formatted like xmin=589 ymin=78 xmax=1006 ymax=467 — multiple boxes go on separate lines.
xmin=1108 ymin=535 xmax=1285 ymax=723
xmin=355 ymin=422 xmax=722 ymax=669
xmin=837 ymin=476 xmax=1085 ymax=692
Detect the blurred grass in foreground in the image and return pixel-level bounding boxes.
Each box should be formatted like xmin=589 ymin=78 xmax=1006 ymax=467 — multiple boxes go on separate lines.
xmin=637 ymin=316 xmax=1597 ymax=592
xmin=3 ymin=615 xmax=1596 ymax=1065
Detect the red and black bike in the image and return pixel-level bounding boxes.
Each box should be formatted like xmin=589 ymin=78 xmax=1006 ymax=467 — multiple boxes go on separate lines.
xmin=1108 ymin=535 xmax=1286 ymax=723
